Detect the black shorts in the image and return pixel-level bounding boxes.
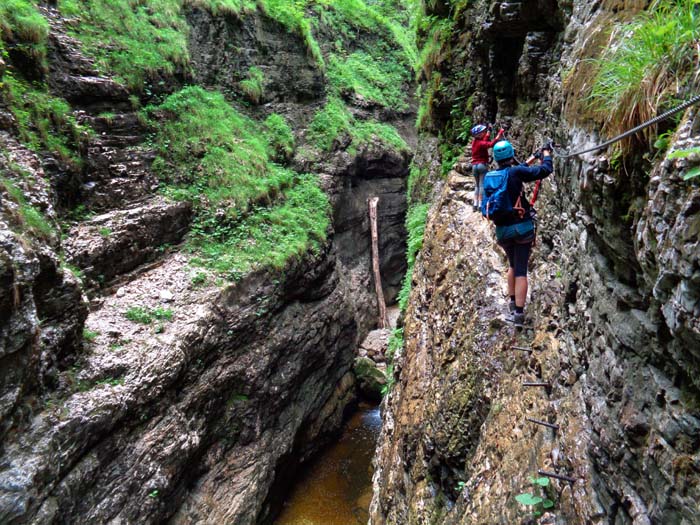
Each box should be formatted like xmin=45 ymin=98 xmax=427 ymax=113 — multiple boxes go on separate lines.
xmin=498 ymin=233 xmax=535 ymax=277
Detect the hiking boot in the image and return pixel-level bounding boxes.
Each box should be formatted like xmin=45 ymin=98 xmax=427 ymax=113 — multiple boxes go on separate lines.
xmin=509 ymin=312 xmax=526 ymax=327
xmin=509 ymin=301 xmax=516 ymax=314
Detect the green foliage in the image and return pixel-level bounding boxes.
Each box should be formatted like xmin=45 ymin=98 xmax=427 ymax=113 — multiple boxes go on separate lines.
xmin=308 ymin=96 xmax=407 ymax=154
xmin=308 ymin=96 xmax=353 ymax=151
xmin=239 ymin=66 xmax=264 ymax=104
xmin=386 ymin=327 xmax=403 ymax=361
xmin=407 ymin=163 xmax=429 ymax=205
xmin=124 ymin=306 xmax=173 ymax=324
xmin=667 ymin=147 xmax=700 ymax=179
xmin=260 ymin=0 xmax=324 ymax=68
xmin=683 ymin=166 xmax=700 ymax=180
xmin=83 ymin=329 xmax=99 ymax=342
xmin=190 ymin=271 xmax=209 ymax=286
xmin=515 ymin=476 xmax=555 ymax=517
xmin=58 ymin=0 xmax=189 ymax=89
xmin=0 ymin=176 xmax=54 ymax=239
xmin=97 ymin=226 xmax=111 ymax=237
xmin=415 ymin=72 xmax=441 ymax=130
xmin=2 ymin=73 xmax=89 ymax=165
xmin=0 ymin=0 xmax=49 ymax=63
xmin=382 ymin=328 xmax=401 ymax=395
xmin=187 ymin=173 xmax=330 ymax=279
xmin=327 ymin=50 xmax=409 ymax=111
xmin=397 ymin=202 xmax=430 ymax=312
xmin=146 ymin=86 xmax=289 ymax=213
xmin=380 ymin=363 xmax=395 ymax=396
xmin=439 ymin=140 xmax=461 ymax=177
xmin=147 ymin=86 xmax=331 ymax=280
xmin=263 ymin=113 xmax=295 ymax=160
xmin=668 ymin=147 xmax=700 ymax=160
xmin=416 ymin=16 xmax=454 ymax=81
xmin=316 ymin=0 xmax=417 ymax=67
xmin=588 ymin=0 xmax=700 ymax=148
xmin=186 ymin=0 xmax=257 ymax=15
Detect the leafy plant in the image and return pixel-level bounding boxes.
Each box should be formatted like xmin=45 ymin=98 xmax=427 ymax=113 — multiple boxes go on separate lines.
xmin=668 ymin=146 xmax=700 ymax=160
xmin=2 ymin=73 xmax=89 ymax=165
xmin=187 ymin=173 xmax=330 ymax=277
xmin=515 ymin=476 xmax=555 ymax=518
xmin=668 ymin=147 xmax=700 ymax=179
xmin=327 ymin=50 xmax=410 ymax=111
xmin=190 ymin=271 xmax=209 ymax=286
xmin=97 ymin=226 xmax=111 ymax=237
xmin=124 ymin=306 xmax=173 ymax=324
xmin=308 ymin=96 xmax=407 ymax=154
xmin=380 ymin=363 xmax=395 ymax=396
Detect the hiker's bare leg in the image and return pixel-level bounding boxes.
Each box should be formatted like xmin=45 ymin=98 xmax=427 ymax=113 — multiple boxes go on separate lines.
xmin=515 ymin=276 xmax=527 ymax=308
xmin=507 ymin=267 xmax=515 ymax=297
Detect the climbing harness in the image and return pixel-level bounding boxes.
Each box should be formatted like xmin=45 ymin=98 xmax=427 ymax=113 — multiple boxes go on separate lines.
xmin=560 ymin=93 xmax=700 ymax=158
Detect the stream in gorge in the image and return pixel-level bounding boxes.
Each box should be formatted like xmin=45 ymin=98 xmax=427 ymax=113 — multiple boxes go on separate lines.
xmin=274 ymin=402 xmax=382 ymax=525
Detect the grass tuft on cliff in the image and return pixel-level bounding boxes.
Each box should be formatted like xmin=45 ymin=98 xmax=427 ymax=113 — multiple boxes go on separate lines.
xmin=1 ymin=73 xmax=89 ymax=166
xmin=397 ymin=202 xmax=430 ymax=312
xmin=58 ymin=0 xmax=189 ymax=89
xmin=587 ymin=0 xmax=700 ymax=148
xmin=0 ymin=0 xmax=49 ymax=63
xmin=146 ymin=86 xmax=330 ymax=279
xmin=0 ymin=174 xmax=55 ymax=241
xmin=308 ymin=96 xmax=407 ymax=154
xmin=327 ymin=50 xmax=410 ymax=111
xmin=1 ymin=2 xmax=88 ymax=165
xmin=188 ymin=173 xmax=330 ymax=279
xmin=239 ymin=66 xmax=265 ymax=104
xmin=146 ymin=86 xmax=293 ymax=211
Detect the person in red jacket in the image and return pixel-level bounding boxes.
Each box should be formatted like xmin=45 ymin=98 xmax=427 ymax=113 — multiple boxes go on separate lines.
xmin=470 ymin=124 xmax=505 ymax=208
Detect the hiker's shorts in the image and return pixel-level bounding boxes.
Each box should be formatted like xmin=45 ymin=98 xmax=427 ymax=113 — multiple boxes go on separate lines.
xmin=498 ymin=231 xmax=535 ymax=277
xmin=472 ymin=163 xmax=488 ymax=201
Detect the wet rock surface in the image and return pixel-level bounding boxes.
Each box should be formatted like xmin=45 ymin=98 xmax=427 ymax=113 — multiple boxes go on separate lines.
xmin=371 ymin=1 xmax=700 ymax=524
xmin=0 ymin=133 xmax=87 ymax=437
xmin=63 ymin=196 xmax=192 ymax=286
xmin=187 ymin=6 xmax=325 ymax=104
xmin=0 ymin=5 xmax=411 ymax=525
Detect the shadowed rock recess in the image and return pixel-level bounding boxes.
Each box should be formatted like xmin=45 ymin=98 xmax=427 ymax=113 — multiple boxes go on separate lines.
xmin=371 ymin=1 xmax=699 ymax=524
xmin=0 ymin=2 xmax=410 ymax=524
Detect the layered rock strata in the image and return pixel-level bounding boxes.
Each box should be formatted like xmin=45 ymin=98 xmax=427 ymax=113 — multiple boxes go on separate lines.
xmin=1 ymin=6 xmax=410 ymax=525
xmin=371 ymin=1 xmax=700 ymax=524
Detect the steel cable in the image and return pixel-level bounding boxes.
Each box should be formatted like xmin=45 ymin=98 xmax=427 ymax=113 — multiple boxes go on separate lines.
xmin=560 ymin=93 xmax=700 ymax=158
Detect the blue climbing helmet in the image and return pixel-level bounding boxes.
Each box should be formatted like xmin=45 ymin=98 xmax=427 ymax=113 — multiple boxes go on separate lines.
xmin=493 ymin=140 xmax=515 ymax=162
xmin=470 ymin=124 xmax=488 ymax=137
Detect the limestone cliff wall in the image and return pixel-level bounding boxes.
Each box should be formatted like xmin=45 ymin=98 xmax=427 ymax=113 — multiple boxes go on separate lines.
xmin=371 ymin=1 xmax=700 ymax=524
xmin=0 ymin=5 xmax=410 ymax=524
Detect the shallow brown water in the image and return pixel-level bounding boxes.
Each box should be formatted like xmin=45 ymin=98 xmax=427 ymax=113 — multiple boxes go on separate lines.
xmin=274 ymin=403 xmax=382 ymax=525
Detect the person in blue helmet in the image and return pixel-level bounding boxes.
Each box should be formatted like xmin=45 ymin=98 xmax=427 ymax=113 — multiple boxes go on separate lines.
xmin=484 ymin=140 xmax=553 ymax=327
xmin=470 ymin=124 xmax=504 ymax=208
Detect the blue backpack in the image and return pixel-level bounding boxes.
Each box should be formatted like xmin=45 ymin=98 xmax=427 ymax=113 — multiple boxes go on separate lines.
xmin=480 ymin=167 xmax=524 ymax=222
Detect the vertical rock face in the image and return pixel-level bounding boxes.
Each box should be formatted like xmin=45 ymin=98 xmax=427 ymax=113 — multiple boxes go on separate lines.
xmin=371 ymin=1 xmax=700 ymax=524
xmin=186 ymin=6 xmax=325 ymax=104
xmin=0 ymin=7 xmax=410 ymax=525
xmin=0 ymin=133 xmax=88 ymax=437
